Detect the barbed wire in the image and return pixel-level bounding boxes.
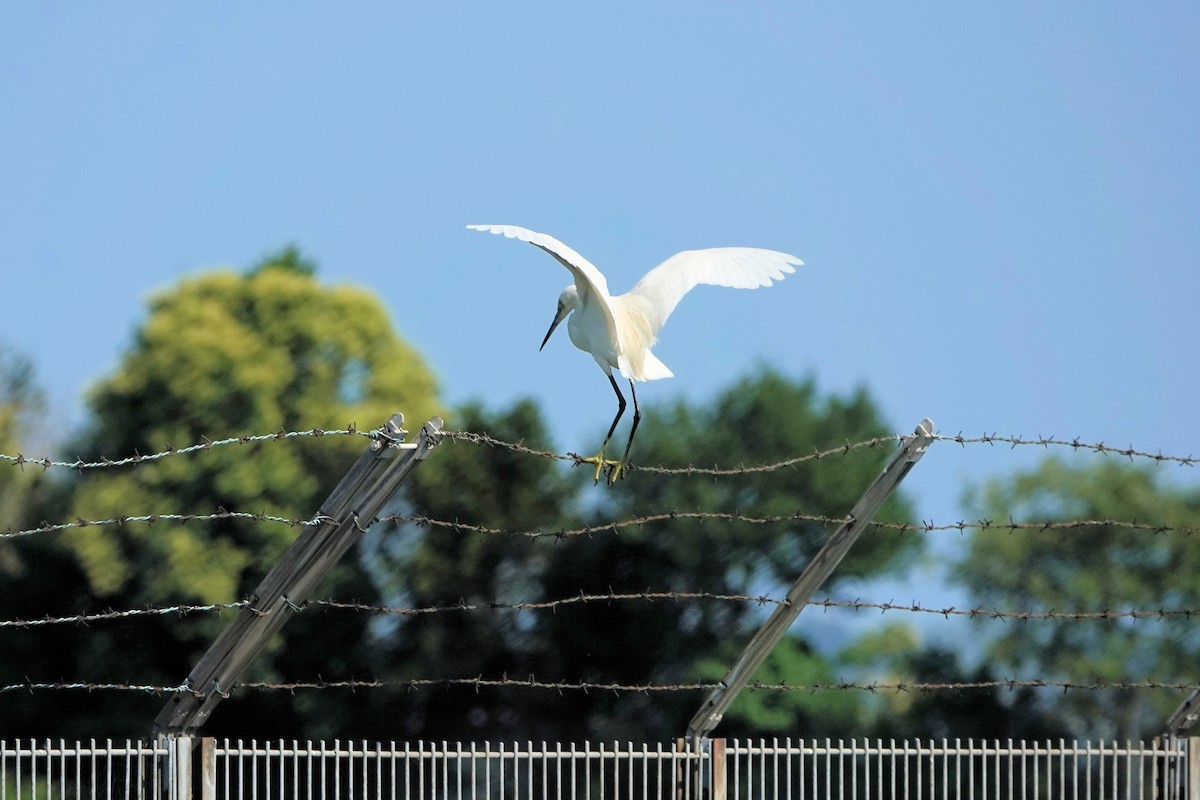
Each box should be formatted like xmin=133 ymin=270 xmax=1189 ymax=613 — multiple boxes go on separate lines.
xmin=237 ymin=678 xmax=1200 ymax=695
xmin=441 ymin=430 xmax=903 ymax=476
xmin=6 ymin=591 xmax=1198 ymax=632
xmin=1 ymin=510 xmax=331 ymax=541
xmin=7 ymin=426 xmax=1196 ymax=481
xmin=0 ymin=426 xmax=367 ymax=472
xmin=386 ymin=511 xmax=1200 ymax=539
xmin=4 ymin=677 xmax=1197 ymax=698
xmin=311 ymin=594 xmax=1200 ymax=623
xmin=7 ymin=504 xmax=1199 ymax=545
xmin=932 ymin=433 xmax=1198 ymax=468
xmin=0 ymin=601 xmax=249 ymax=629
xmin=0 ymin=681 xmax=188 ymax=696
xmin=442 ymin=429 xmax=1200 ymax=472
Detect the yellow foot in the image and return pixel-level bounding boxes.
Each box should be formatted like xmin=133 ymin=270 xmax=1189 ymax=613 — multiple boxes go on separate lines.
xmin=603 ymin=460 xmax=628 ymax=485
xmin=579 ymin=453 xmax=623 ymax=484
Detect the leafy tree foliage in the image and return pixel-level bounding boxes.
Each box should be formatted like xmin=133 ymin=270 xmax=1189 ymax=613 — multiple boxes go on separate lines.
xmin=288 ymin=372 xmax=922 ymax=742
xmin=0 ymin=344 xmax=44 ymax=565
xmin=2 ymin=251 xmax=441 ymax=736
xmin=3 ymin=259 xmax=936 ymax=741
xmin=374 ymin=371 xmax=916 ymax=743
xmin=693 ymin=636 xmax=862 ymax=736
xmin=288 ymin=399 xmax=588 ymax=741
xmin=836 ymin=622 xmax=1070 ymax=740
xmin=66 ymin=250 xmax=439 ymax=607
xmin=0 ymin=345 xmax=103 ymax=736
xmin=522 ymin=371 xmax=921 ymax=739
xmin=959 ymin=457 xmax=1200 ymax=739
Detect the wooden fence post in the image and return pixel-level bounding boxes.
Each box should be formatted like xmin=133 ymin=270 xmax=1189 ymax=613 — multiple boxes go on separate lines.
xmin=200 ymin=738 xmax=216 ymax=800
xmin=710 ymin=738 xmax=726 ymax=800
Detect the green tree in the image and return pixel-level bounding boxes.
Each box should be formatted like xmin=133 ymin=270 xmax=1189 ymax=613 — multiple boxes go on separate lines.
xmin=958 ymin=457 xmax=1200 ymax=739
xmin=530 ymin=370 xmax=921 ymax=739
xmin=300 ymin=398 xmax=587 ymax=741
xmin=5 ymin=250 xmax=440 ymax=736
xmin=0 ymin=345 xmax=103 ymax=736
xmin=68 ymin=250 xmax=439 ymax=605
xmin=693 ymin=635 xmax=863 ymax=736
xmin=0 ymin=345 xmax=44 ymax=547
xmin=334 ymin=370 xmax=917 ymax=742
xmin=836 ymin=622 xmax=1070 ymax=740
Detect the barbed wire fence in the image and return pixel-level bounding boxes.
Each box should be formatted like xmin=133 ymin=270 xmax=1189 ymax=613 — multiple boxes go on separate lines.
xmin=2 ymin=420 xmax=1199 ymax=731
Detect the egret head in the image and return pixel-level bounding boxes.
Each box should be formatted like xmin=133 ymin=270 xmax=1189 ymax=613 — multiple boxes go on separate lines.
xmin=540 ymin=284 xmax=579 ymax=351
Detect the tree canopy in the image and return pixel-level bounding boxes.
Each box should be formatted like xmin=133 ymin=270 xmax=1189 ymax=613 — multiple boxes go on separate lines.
xmin=66 ymin=257 xmax=440 ymax=606
xmin=959 ymin=457 xmax=1200 ymax=739
xmin=0 ymin=254 xmax=441 ymax=736
xmin=18 ymin=252 xmax=1183 ymax=743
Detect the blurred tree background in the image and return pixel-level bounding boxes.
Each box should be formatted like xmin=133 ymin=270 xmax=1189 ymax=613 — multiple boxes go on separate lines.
xmin=959 ymin=458 xmax=1200 ymax=740
xmin=0 ymin=251 xmax=1195 ymax=742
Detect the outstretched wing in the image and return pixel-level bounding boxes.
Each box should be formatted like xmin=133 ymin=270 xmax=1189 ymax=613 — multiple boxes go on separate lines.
xmin=628 ymin=247 xmax=802 ymax=336
xmin=467 ymin=224 xmax=613 ymax=301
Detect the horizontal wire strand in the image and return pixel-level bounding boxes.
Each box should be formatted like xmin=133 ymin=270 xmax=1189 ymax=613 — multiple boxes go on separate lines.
xmin=8 ymin=506 xmax=1199 ymax=543
xmin=8 ymin=426 xmax=1195 ymax=475
xmin=0 ymin=426 xmax=368 ymax=471
xmin=5 ymin=677 xmax=1197 ymax=697
xmin=5 ymin=591 xmax=1197 ymax=630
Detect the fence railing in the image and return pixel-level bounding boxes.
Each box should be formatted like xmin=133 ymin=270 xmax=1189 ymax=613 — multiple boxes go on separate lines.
xmin=725 ymin=738 xmax=1191 ymax=800
xmin=2 ymin=737 xmax=1195 ymax=800
xmin=0 ymin=740 xmax=174 ymax=800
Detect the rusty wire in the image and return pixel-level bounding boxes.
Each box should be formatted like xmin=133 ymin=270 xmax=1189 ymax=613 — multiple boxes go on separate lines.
xmin=1 ymin=510 xmax=331 ymax=541
xmin=933 ymin=433 xmax=1198 ymax=467
xmin=4 ymin=677 xmax=1197 ymax=698
xmin=5 ymin=591 xmax=1198 ymax=631
xmin=8 ymin=505 xmax=1199 ymax=544
xmin=0 ymin=601 xmax=249 ymax=629
xmin=441 ymin=429 xmax=1200 ymax=472
xmin=310 ymin=594 xmax=1200 ymax=623
xmin=0 ymin=426 xmax=366 ymax=472
xmin=388 ymin=511 xmax=1200 ymax=539
xmin=6 ymin=426 xmax=1196 ymax=476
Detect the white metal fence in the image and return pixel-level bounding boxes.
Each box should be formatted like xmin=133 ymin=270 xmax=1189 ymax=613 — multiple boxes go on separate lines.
xmin=0 ymin=740 xmax=174 ymax=800
xmin=2 ymin=737 xmax=1195 ymax=800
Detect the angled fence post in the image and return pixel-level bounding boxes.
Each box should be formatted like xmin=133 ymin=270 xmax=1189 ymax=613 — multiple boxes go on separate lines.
xmin=686 ymin=418 xmax=936 ymax=741
xmin=1169 ymin=689 xmax=1200 ymax=736
xmin=152 ymin=413 xmax=443 ymax=737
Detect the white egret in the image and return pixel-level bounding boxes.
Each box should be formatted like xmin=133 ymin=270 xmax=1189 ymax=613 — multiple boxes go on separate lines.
xmin=468 ymin=224 xmax=802 ymax=484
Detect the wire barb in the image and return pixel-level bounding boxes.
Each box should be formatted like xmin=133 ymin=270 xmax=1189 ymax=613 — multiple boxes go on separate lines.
xmin=0 ymin=427 xmax=367 ymax=472
xmin=7 ymin=677 xmax=1198 ymax=698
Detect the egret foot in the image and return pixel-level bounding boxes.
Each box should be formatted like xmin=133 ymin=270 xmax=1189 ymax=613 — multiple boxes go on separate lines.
xmin=603 ymin=460 xmax=629 ymax=485
xmin=579 ymin=453 xmax=622 ymax=484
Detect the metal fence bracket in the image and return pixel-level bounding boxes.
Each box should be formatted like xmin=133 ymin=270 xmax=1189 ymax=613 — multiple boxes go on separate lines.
xmin=151 ymin=414 xmax=443 ymax=737
xmin=686 ymin=417 xmax=936 ymax=741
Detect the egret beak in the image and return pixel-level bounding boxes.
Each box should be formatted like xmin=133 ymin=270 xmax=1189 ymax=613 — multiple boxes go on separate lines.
xmin=540 ymin=308 xmax=566 ymax=351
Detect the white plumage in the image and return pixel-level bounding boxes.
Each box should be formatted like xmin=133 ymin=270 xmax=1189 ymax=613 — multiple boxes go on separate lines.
xmin=468 ymin=223 xmax=802 ymax=483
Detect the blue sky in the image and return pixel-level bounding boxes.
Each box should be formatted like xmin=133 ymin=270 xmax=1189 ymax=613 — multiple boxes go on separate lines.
xmin=3 ymin=5 xmax=1198 ymax=637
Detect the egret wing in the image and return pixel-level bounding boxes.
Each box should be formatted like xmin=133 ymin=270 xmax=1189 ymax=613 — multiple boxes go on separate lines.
xmin=467 ymin=224 xmax=613 ymax=299
xmin=628 ymin=247 xmax=802 ymax=335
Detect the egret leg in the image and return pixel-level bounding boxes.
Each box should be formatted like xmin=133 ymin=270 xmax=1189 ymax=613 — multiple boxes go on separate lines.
xmin=579 ymin=374 xmax=627 ymax=483
xmin=605 ymin=380 xmax=641 ymax=484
